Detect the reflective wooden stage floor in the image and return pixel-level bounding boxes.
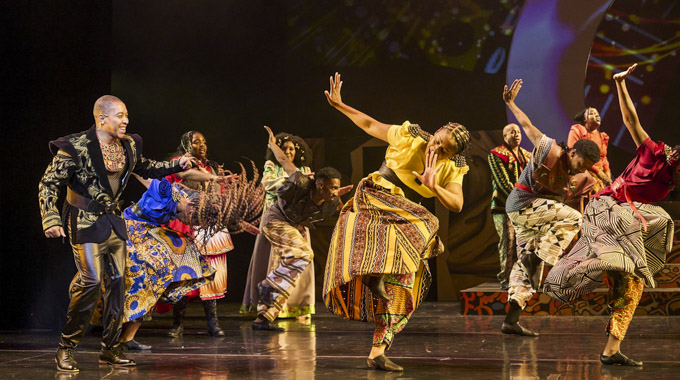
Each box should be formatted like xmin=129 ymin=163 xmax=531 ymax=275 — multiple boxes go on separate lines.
xmin=2 ymin=302 xmax=680 ymax=379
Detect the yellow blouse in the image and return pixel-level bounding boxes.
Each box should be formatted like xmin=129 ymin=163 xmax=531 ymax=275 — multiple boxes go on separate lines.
xmin=368 ymin=121 xmax=469 ymax=198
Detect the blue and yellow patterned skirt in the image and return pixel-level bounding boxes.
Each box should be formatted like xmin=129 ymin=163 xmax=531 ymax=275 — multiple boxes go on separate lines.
xmin=123 ymin=220 xmax=215 ymax=322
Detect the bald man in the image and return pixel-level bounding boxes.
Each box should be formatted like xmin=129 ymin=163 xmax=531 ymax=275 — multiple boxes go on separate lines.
xmin=487 ymin=124 xmax=531 ymax=289
xmin=39 ymin=95 xmax=194 ymax=372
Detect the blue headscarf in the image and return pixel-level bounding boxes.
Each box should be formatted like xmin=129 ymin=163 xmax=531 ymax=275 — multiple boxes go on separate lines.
xmin=124 ymin=178 xmax=185 ymax=226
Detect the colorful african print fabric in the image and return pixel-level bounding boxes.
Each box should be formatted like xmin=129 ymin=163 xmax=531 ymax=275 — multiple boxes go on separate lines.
xmin=240 ymin=163 xmax=315 ymax=317
xmin=544 ymin=195 xmax=674 ymax=303
xmin=603 ymin=272 xmax=644 ymax=340
xmin=257 ymin=220 xmax=314 ymax=322
xmin=197 ymin=253 xmax=227 ymax=300
xmin=507 ymin=198 xmax=581 ymax=309
xmin=323 ymin=178 xmax=442 ymax=347
xmin=123 ymin=220 xmax=215 ymax=322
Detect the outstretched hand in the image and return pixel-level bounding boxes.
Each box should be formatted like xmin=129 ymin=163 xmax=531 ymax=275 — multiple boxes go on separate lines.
xmin=337 ymin=184 xmax=353 ymax=196
xmin=324 ymin=72 xmax=343 ymax=108
xmin=503 ymin=79 xmax=523 ymax=104
xmin=412 ymin=150 xmax=443 ymax=190
xmin=179 ymin=155 xmax=197 ymax=170
xmin=613 ymin=63 xmax=637 ymax=82
xmin=264 ymin=125 xmax=277 ymax=146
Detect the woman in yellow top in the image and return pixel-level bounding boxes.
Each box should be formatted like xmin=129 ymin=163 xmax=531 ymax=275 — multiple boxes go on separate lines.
xmin=322 ymin=73 xmax=470 ymax=371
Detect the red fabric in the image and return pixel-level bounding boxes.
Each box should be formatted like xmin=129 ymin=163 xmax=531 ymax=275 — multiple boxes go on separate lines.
xmin=567 ymin=124 xmax=610 ymax=175
xmin=490 ymin=149 xmax=509 ymax=164
xmin=598 ymin=138 xmax=674 ymax=203
xmin=514 ymin=183 xmax=532 ymax=193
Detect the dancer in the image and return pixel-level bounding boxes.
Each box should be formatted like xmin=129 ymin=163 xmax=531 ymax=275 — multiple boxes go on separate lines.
xmin=488 ymin=123 xmax=531 ymax=289
xmin=118 ymin=163 xmax=263 ymax=351
xmin=241 ymin=132 xmax=315 ymax=320
xmin=500 ymin=79 xmax=600 ymax=337
xmin=165 ymin=131 xmax=236 ymax=338
xmin=38 ymin=95 xmax=193 ymax=372
xmin=252 ymin=126 xmax=351 ymax=331
xmin=545 ymin=64 xmax=678 ymax=366
xmin=568 ymin=107 xmax=612 ymax=193
xmin=322 ymin=73 xmax=470 ymax=371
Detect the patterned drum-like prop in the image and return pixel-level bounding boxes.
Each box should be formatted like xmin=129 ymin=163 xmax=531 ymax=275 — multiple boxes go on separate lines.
xmin=194 ymin=229 xmax=234 ymax=256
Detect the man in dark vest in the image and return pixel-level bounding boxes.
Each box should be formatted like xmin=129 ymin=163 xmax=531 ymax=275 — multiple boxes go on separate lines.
xmin=39 ymin=95 xmax=193 ymax=372
xmin=500 ymin=80 xmax=599 ymax=336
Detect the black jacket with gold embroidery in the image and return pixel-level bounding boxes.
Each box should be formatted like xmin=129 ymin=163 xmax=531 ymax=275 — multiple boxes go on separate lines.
xmin=38 ymin=126 xmax=183 ymax=243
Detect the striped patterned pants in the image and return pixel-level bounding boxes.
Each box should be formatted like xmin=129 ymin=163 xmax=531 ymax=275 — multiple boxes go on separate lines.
xmin=507 ymin=198 xmax=582 ymax=308
xmin=258 ymin=220 xmax=313 ymax=322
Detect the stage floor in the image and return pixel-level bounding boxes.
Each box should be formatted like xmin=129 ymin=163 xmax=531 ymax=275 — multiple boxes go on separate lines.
xmin=1 ymin=302 xmax=680 ymax=379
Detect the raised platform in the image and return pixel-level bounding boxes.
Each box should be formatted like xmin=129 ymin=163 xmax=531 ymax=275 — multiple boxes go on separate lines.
xmin=460 ymin=240 xmax=680 ymax=316
xmin=460 ymin=280 xmax=680 ymax=316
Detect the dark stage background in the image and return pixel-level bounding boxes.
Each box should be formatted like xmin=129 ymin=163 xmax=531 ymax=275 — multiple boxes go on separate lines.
xmin=3 ymin=0 xmax=680 ymax=330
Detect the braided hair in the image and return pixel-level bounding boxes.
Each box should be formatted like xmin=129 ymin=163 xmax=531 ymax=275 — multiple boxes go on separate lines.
xmin=182 ymin=160 xmax=265 ymax=249
xmin=437 ymin=122 xmax=471 ymax=167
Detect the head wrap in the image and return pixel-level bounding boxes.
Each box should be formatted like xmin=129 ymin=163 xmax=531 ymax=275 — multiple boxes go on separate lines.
xmin=124 ymin=178 xmax=186 ymax=226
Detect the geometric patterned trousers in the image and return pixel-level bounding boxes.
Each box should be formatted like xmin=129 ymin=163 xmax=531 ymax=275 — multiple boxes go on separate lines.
xmin=492 ymin=213 xmax=516 ymax=288
xmin=258 ymin=220 xmax=313 ymax=322
xmin=507 ymin=198 xmax=582 ymax=309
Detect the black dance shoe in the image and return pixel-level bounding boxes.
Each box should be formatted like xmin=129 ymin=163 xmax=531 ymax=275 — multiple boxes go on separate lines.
xmin=362 ymin=275 xmax=390 ymax=301
xmin=121 ymin=339 xmax=152 ymax=351
xmin=99 ymin=348 xmax=136 ymax=367
xmin=55 ymin=347 xmax=79 ymax=372
xmin=501 ymin=322 xmax=539 ymax=337
xmin=252 ymin=319 xmax=284 ymax=332
xmin=600 ymin=351 xmax=643 ymax=366
xmin=367 ymin=355 xmax=404 ymax=371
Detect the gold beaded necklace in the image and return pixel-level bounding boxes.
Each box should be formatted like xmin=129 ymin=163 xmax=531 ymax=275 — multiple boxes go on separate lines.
xmin=100 ymin=138 xmax=126 ymax=172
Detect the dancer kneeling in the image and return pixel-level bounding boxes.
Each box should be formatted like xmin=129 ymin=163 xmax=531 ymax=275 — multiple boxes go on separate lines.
xmin=322 ymin=73 xmax=470 ymax=371
xmin=544 ymin=64 xmax=679 ymax=366
xmin=252 ymin=126 xmax=352 ymax=331
xmin=501 ymin=79 xmax=599 ymax=336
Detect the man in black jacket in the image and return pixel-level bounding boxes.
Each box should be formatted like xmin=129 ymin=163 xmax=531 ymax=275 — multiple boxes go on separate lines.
xmin=39 ymin=95 xmax=193 ymax=372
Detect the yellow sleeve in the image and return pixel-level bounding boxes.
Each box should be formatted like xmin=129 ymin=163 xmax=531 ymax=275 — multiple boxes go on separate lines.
xmin=438 ymin=161 xmax=469 ymax=186
xmin=387 ymin=121 xmax=414 ymax=147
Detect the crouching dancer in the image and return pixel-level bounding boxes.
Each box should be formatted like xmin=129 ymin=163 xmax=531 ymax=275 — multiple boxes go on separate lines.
xmin=544 ymin=64 xmax=679 ymax=366
xmin=119 ymin=164 xmax=263 ymax=351
xmin=501 ymin=80 xmax=599 ymax=336
xmin=252 ymin=126 xmax=352 ymax=331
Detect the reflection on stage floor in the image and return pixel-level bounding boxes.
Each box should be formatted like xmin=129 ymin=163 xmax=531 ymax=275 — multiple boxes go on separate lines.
xmin=1 ymin=302 xmax=679 ymax=379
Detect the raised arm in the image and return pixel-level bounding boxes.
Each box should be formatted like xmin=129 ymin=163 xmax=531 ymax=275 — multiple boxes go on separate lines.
xmin=613 ymin=64 xmax=649 ymax=147
xmin=324 ymin=72 xmax=391 ymax=143
xmin=264 ymin=126 xmax=297 ymax=176
xmin=503 ymin=79 xmax=544 ymax=147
